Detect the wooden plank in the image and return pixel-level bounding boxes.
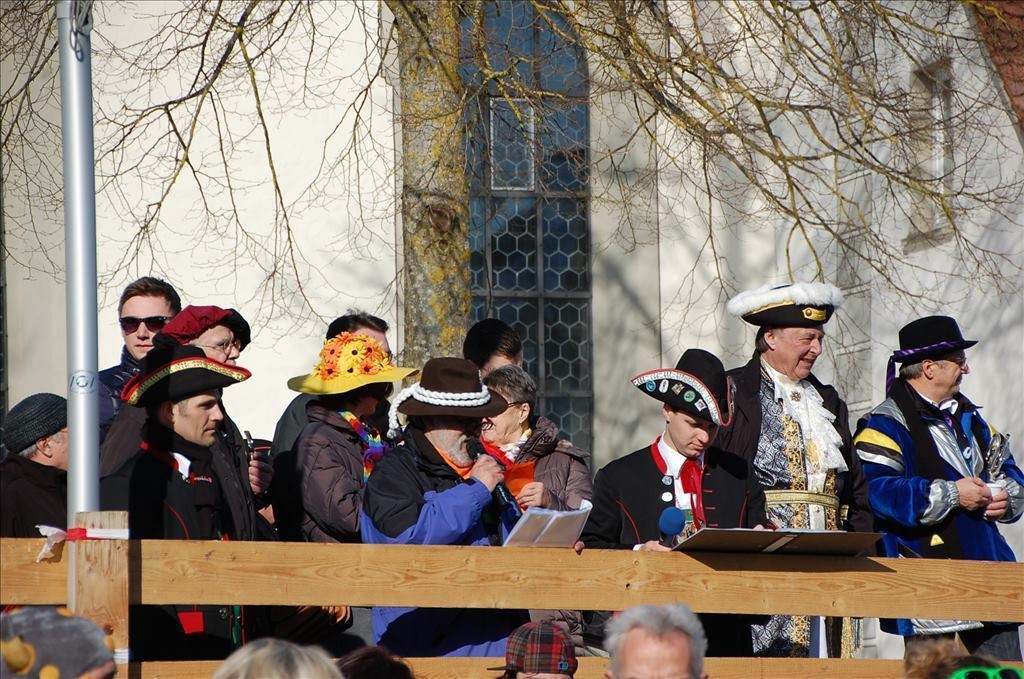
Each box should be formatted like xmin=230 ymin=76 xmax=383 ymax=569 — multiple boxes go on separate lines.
xmin=4 ymin=538 xmax=1023 ymax=621
xmin=71 ymin=512 xmax=130 ymax=665
xmin=134 ymin=541 xmax=1024 ymax=621
xmin=127 ymin=658 xmax=918 ymax=679
xmin=0 ymin=537 xmax=67 ymax=605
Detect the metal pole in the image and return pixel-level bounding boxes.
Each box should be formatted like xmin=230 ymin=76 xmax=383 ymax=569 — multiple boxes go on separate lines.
xmin=56 ymin=0 xmax=99 ymax=531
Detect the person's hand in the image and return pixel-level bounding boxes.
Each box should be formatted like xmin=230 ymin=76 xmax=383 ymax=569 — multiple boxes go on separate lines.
xmin=985 ymin=487 xmax=1009 ymax=520
xmin=248 ymin=454 xmax=273 ymax=496
xmin=637 ymin=540 xmax=671 ymax=552
xmin=956 ymin=477 xmax=992 ymax=511
xmin=573 ymin=540 xmax=585 ymax=555
xmin=516 ymin=481 xmax=549 ymax=509
xmin=470 ymin=454 xmax=503 ymax=491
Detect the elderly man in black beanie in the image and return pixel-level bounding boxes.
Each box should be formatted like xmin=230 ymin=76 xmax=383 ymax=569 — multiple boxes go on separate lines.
xmin=581 ymin=348 xmax=768 ymax=657
xmin=101 ymin=343 xmax=251 ymax=661
xmin=0 ymin=393 xmax=69 ymax=537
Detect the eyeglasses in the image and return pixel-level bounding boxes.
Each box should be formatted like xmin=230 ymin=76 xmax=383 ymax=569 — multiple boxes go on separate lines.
xmin=948 ymin=668 xmax=1024 ymax=679
xmin=119 ymin=316 xmax=172 ymax=333
xmin=935 ymin=354 xmax=968 ymax=368
xmin=196 ymin=338 xmax=243 ymax=355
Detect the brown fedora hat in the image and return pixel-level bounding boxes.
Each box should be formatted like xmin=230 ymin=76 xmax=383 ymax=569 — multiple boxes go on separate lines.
xmin=394 ymin=357 xmax=507 ymax=419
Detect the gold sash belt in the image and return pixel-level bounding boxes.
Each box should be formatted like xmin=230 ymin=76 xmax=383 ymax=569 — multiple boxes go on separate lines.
xmin=764 ymin=490 xmax=840 ymax=510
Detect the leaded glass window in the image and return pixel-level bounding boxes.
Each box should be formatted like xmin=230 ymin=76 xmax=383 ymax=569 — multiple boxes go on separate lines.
xmin=461 ymin=0 xmax=592 ymax=451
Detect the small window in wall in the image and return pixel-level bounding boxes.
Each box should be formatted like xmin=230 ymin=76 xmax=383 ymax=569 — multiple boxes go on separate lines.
xmin=461 ymin=0 xmax=592 ymax=452
xmin=906 ymin=59 xmax=955 ymax=252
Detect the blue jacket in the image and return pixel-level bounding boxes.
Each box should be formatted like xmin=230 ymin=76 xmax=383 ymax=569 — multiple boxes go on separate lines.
xmin=854 ymin=385 xmax=1023 ymax=636
xmin=360 ymin=427 xmax=524 ymax=656
xmin=98 ymin=347 xmax=141 ymax=440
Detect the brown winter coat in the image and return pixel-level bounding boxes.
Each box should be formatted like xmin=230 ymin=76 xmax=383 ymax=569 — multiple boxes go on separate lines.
xmin=297 ymin=402 xmax=366 ymax=543
xmin=516 ymin=415 xmax=593 ymax=646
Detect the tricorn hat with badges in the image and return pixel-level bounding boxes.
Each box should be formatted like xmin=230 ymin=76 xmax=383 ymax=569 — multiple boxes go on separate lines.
xmin=121 ymin=344 xmax=251 ymax=407
xmin=726 ymin=281 xmax=843 ymax=327
xmin=631 ymin=348 xmax=734 ymax=427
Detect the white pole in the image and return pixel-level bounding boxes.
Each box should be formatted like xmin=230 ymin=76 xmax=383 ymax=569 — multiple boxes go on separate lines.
xmin=56 ymin=0 xmax=99 ymax=534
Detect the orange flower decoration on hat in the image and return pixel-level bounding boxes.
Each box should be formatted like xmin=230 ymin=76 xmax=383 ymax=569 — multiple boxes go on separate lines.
xmin=287 ymin=332 xmax=417 ymax=395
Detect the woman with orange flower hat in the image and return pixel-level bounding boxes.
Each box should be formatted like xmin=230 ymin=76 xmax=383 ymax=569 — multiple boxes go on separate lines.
xmin=286 ymin=332 xmax=417 ymax=545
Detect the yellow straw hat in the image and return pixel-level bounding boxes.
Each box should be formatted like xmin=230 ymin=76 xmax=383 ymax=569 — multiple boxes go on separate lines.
xmin=287 ymin=332 xmax=418 ymax=395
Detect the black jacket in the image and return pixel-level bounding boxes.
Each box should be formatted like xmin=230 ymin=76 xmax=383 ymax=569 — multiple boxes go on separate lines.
xmin=0 ymin=455 xmax=67 ymax=537
xmin=716 ymin=356 xmax=873 ymax=534
xmin=580 ymin=440 xmax=768 ymax=655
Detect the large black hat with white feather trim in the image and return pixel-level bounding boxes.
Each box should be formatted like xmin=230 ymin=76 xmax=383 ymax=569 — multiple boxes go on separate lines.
xmin=726 ymin=281 xmax=843 ymax=328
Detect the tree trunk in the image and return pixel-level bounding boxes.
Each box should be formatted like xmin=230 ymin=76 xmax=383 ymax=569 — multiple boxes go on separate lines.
xmin=389 ymin=0 xmax=470 ymax=367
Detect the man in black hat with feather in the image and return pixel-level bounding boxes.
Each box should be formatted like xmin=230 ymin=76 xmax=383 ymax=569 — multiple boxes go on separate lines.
xmin=581 ymin=348 xmax=768 ymax=656
xmin=854 ymin=315 xmax=1023 ymax=659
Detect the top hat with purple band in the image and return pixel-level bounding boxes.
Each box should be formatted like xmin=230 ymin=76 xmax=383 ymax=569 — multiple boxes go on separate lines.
xmin=885 ymin=315 xmax=977 ymax=394
xmin=631 ymin=348 xmax=734 ymax=427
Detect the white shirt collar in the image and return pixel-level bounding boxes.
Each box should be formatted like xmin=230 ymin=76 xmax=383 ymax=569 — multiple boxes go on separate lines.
xmin=909 ymin=387 xmax=958 ymax=414
xmin=658 ymin=434 xmax=703 ymax=476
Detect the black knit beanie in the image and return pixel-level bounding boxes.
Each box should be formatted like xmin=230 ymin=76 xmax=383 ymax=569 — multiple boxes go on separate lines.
xmin=2 ymin=393 xmax=67 ymax=457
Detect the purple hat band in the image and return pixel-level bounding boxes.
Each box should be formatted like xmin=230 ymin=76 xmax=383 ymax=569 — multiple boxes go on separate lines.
xmin=885 ymin=340 xmax=965 ymax=395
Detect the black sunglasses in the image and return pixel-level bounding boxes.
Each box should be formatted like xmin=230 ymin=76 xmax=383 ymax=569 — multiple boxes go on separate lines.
xmin=119 ymin=315 xmax=172 ymax=333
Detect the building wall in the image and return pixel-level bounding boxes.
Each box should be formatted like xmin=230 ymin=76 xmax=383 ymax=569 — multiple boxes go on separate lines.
xmin=3 ymin=2 xmax=400 ymax=442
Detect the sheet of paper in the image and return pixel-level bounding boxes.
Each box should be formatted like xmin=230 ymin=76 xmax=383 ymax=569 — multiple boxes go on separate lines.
xmin=503 ymin=500 xmax=592 ymax=548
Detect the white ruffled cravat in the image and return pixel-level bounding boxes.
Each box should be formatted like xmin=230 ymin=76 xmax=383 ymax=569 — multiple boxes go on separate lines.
xmin=760 ymin=357 xmax=848 ymax=476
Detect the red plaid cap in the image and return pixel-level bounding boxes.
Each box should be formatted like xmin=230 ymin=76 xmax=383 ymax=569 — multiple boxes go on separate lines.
xmin=488 ymin=621 xmax=578 ymax=675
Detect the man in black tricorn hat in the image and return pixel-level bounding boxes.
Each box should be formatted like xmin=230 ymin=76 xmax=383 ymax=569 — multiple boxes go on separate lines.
xmin=581 ymin=348 xmax=768 ymax=656
xmin=101 ymin=344 xmax=251 ymax=661
xmin=717 ymin=281 xmax=871 ymax=658
xmin=855 ymin=315 xmax=1023 ymax=659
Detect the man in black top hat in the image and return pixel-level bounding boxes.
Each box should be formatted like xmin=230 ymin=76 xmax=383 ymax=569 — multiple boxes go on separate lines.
xmin=581 ymin=348 xmax=768 ymax=656
xmin=360 ymin=357 xmax=526 ymax=657
xmin=717 ymin=282 xmax=871 ymax=658
xmin=101 ymin=344 xmax=251 ymax=661
xmin=854 ymin=315 xmax=1023 ymax=659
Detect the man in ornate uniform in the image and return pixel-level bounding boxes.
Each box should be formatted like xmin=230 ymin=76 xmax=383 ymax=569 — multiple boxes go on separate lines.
xmin=717 ymin=282 xmax=872 ymax=657
xmin=854 ymin=315 xmax=1023 ymax=659
xmin=582 ymin=348 xmax=768 ymax=656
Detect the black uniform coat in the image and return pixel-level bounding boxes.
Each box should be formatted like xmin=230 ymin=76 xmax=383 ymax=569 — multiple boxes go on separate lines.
xmin=101 ymin=423 xmax=237 ymax=660
xmin=716 ymin=356 xmax=874 ymax=534
xmin=580 ymin=439 xmax=768 ymax=656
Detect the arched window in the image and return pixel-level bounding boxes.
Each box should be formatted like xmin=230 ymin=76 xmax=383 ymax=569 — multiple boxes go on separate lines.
xmin=460 ymin=1 xmax=592 ymax=450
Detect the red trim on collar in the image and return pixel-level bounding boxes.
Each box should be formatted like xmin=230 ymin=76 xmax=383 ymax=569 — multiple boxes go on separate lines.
xmin=140 ymin=440 xmax=178 ymax=471
xmin=649 ymin=437 xmax=668 ymax=475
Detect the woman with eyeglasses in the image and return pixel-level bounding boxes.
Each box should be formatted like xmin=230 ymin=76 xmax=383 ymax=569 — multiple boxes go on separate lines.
xmin=480 ymin=364 xmax=592 ymax=649
xmin=480 ymin=365 xmax=592 ymax=512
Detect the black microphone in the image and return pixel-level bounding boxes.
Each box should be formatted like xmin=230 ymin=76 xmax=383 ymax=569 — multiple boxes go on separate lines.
xmin=467 ymin=439 xmax=523 ymax=519
xmin=658 ymin=507 xmax=687 ymax=548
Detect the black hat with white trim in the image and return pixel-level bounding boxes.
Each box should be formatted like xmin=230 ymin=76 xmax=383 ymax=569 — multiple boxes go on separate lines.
xmin=631 ymin=348 xmax=734 ymax=426
xmin=726 ymin=281 xmax=843 ymax=328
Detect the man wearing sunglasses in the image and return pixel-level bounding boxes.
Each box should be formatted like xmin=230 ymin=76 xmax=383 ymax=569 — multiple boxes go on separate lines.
xmin=98 ymin=276 xmax=181 ymax=438
xmin=855 ymin=315 xmax=1023 ymax=659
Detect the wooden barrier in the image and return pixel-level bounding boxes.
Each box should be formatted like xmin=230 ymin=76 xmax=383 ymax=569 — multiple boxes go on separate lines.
xmin=126 ymin=656 xmax=912 ymax=678
xmin=5 ymin=538 xmax=1022 ymax=620
xmin=3 ymin=529 xmax=1023 ymax=678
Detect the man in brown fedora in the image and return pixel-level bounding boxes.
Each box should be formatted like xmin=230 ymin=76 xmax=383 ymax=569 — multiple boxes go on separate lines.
xmin=360 ymin=357 xmax=525 ymax=657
